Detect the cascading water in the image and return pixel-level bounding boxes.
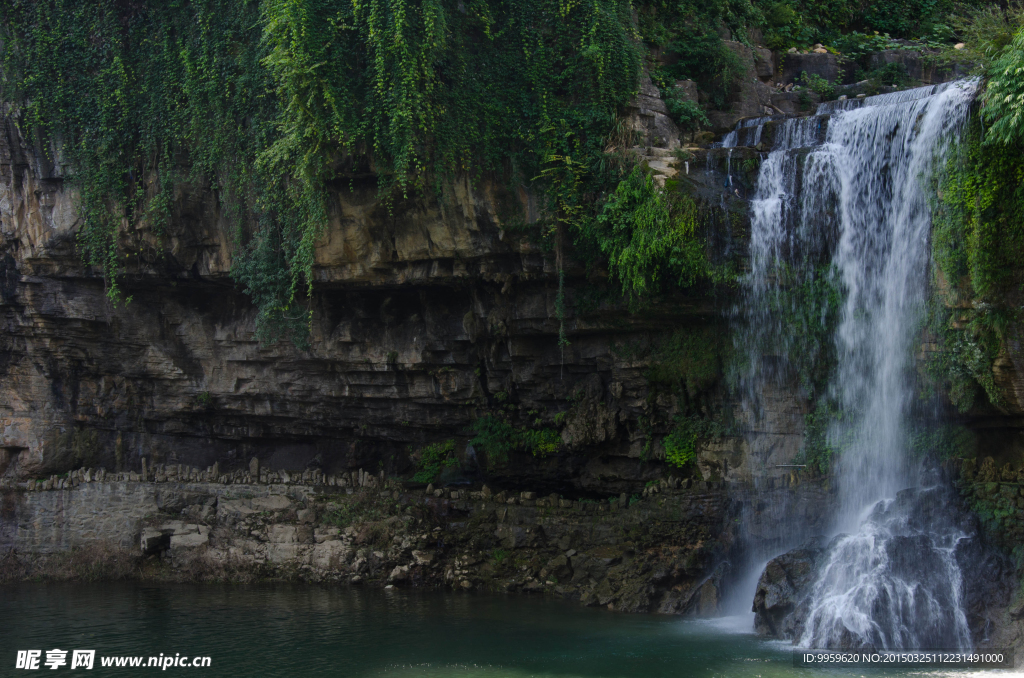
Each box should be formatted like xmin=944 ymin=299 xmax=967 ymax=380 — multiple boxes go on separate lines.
xmin=732 ymin=81 xmax=981 ymax=648
xmin=725 ymin=112 xmax=834 ymax=614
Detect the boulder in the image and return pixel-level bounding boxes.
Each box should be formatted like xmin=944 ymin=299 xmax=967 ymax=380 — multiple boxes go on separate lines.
xmin=674 ymin=79 xmax=699 ymax=103
xmin=753 ymin=48 xmax=775 ymax=80
xmin=779 ymin=52 xmax=843 ymax=87
xmin=169 ymin=526 xmax=209 ymax=549
xmin=752 ymin=537 xmax=825 ymax=638
xmin=140 ymin=528 xmax=168 ymax=555
xmin=625 ymin=70 xmax=681 ymax=149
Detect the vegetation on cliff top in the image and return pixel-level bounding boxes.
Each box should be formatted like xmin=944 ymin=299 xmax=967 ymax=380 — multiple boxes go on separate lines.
xmin=0 ymin=0 xmax=707 ymax=344
xmin=2 ymin=0 xmax=999 ymax=346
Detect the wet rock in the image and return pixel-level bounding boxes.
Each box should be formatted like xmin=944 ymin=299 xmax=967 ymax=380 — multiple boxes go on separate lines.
xmin=541 ymin=554 xmax=572 ymax=581
xmin=389 ymin=565 xmax=410 ymax=582
xmin=769 ymin=90 xmax=821 ymax=116
xmin=752 ymin=537 xmax=825 ymax=638
xmin=689 ymin=575 xmax=721 ymax=616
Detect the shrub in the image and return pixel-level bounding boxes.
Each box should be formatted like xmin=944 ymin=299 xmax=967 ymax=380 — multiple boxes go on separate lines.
xmin=984 ymin=26 xmax=1024 ymax=147
xmin=411 ymin=439 xmax=458 ymax=484
xmin=799 ymin=71 xmax=836 ymax=100
xmin=663 ymin=415 xmax=724 ymax=469
xmin=663 ymin=428 xmax=698 ymax=468
xmin=469 ymin=416 xmax=560 ymax=464
xmin=583 ymin=165 xmax=712 ymax=305
xmin=646 ymin=326 xmax=728 ymax=398
xmin=665 ymin=97 xmax=711 ymax=135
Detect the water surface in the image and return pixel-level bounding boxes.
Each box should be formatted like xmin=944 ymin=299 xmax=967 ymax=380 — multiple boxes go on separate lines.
xmin=0 ymin=583 xmax=1012 ymax=677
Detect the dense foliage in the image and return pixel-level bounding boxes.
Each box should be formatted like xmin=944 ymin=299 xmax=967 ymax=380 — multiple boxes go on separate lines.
xmin=469 ymin=415 xmax=560 ymax=465
xmin=663 ymin=414 xmax=724 ymax=469
xmin=582 ymin=166 xmax=718 ymax=305
xmin=983 ymin=24 xmax=1024 ymax=146
xmin=1 ymin=1 xmax=274 ymax=303
xmin=929 ymin=20 xmax=1024 ymax=412
xmin=2 ymin=0 xmax=1018 ymax=357
xmin=1 ymin=0 xmax=653 ymax=341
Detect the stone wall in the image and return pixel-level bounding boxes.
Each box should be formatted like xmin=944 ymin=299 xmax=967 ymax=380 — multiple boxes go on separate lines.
xmin=0 ymin=471 xmax=732 ymax=614
xmin=1 ymin=482 xmax=159 ymax=553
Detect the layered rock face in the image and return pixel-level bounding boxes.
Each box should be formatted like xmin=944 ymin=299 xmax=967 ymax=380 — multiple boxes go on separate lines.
xmin=6 ymin=39 xmax=979 ymax=496
xmin=0 ymin=111 xmax=700 ymax=490
xmin=0 ymin=44 xmax=840 ymax=619
xmin=6 ymin=41 xmax=1024 ymax=648
xmin=0 ymin=89 xmax=810 ymax=497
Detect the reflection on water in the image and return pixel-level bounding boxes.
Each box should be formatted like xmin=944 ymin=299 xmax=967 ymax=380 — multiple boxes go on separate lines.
xmin=0 ymin=583 xmax=1014 ymax=677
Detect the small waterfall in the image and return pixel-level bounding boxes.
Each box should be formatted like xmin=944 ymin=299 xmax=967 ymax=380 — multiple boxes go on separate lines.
xmin=732 ymin=80 xmax=980 ymax=648
xmin=726 ymin=111 xmax=834 ymax=615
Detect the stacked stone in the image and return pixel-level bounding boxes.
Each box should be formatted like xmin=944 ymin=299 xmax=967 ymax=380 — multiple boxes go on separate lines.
xmin=24 ymin=467 xmax=105 ymax=490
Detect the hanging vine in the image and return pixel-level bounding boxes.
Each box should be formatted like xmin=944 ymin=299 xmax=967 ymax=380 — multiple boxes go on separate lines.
xmin=1 ymin=0 xmax=736 ymax=345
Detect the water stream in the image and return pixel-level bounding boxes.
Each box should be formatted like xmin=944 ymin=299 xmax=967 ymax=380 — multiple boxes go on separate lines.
xmin=731 ymin=81 xmax=981 ymax=649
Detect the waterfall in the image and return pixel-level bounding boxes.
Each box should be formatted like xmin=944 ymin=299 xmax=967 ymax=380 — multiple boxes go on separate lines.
xmin=734 ymin=81 xmax=980 ymax=648
xmin=725 ymin=111 xmax=830 ymax=613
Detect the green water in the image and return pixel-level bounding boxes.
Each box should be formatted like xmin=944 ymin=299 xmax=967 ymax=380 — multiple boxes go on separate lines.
xmin=0 ymin=583 xmax=1011 ymax=677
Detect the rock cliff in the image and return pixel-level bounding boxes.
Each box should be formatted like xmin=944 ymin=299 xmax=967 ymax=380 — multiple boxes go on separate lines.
xmin=0 ymin=83 xmax=785 ymax=495
xmin=3 ymin=40 xmax=1024 ymax=649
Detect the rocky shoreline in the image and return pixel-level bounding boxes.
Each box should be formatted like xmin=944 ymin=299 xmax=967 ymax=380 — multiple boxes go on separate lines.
xmin=0 ymin=466 xmax=754 ymax=616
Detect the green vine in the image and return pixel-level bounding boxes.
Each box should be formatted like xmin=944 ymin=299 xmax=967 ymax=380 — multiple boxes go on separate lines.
xmin=1 ymin=0 xmax=649 ymax=341
xmin=929 ymin=107 xmax=1024 ymax=410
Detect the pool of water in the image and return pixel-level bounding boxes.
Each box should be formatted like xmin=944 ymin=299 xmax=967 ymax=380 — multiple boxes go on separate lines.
xmin=0 ymin=583 xmax=1015 ymax=677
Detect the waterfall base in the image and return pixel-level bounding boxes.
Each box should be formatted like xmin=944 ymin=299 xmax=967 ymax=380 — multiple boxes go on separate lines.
xmin=752 ymin=480 xmax=1014 ymax=649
